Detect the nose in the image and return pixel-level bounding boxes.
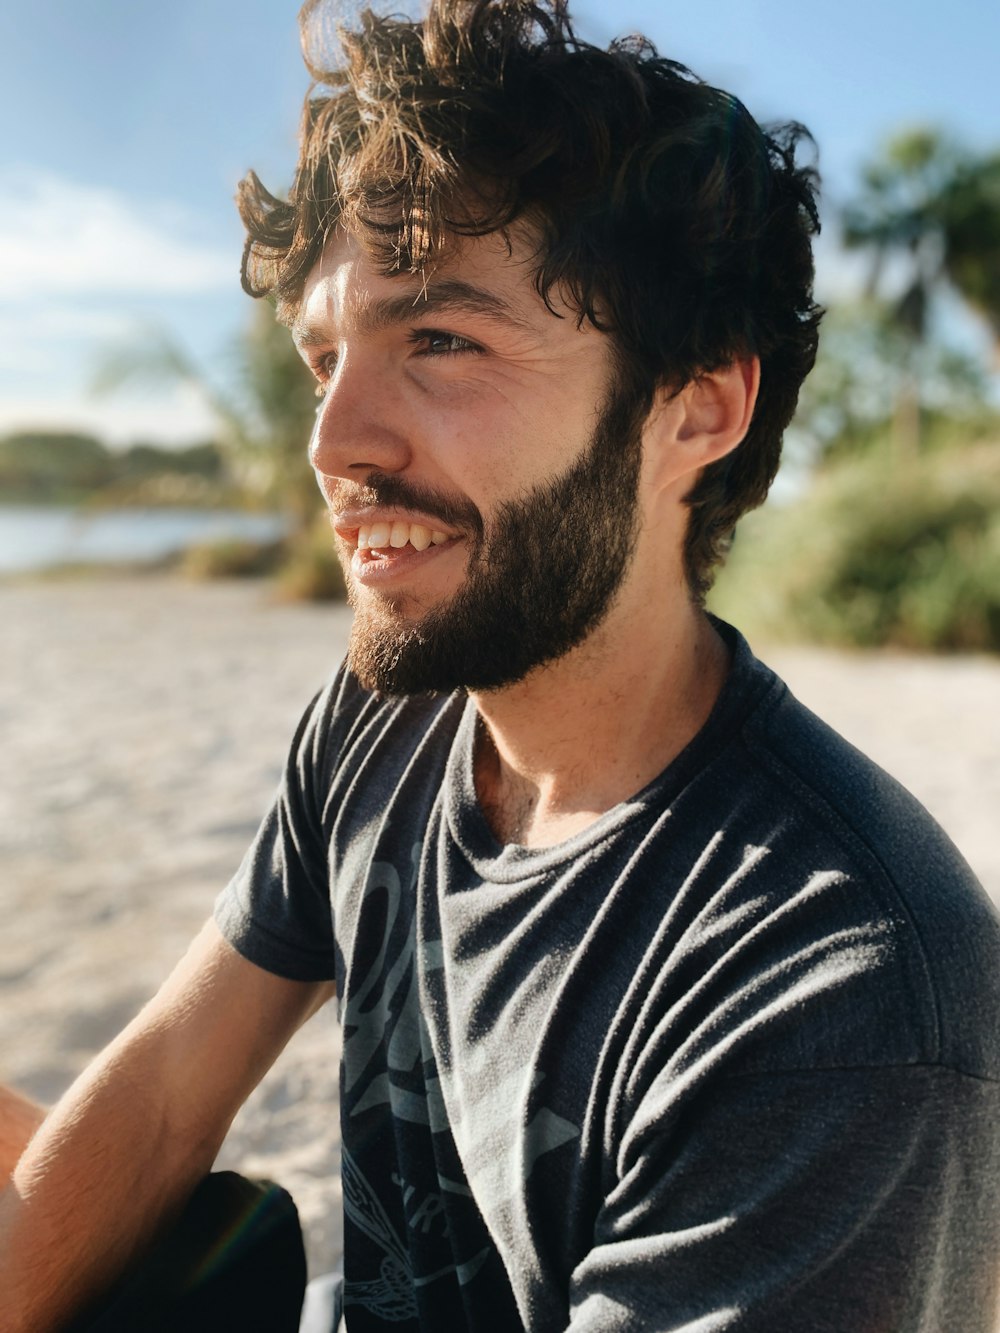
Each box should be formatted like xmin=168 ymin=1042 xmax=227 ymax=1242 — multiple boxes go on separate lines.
xmin=308 ymin=351 xmax=412 ymax=482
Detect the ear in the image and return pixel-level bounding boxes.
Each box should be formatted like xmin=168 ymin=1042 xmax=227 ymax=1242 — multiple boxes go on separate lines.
xmin=642 ymin=357 xmax=760 ymax=492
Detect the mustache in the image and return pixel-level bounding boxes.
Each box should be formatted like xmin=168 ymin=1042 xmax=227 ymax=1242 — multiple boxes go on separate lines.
xmin=332 ymin=473 xmax=484 ymax=539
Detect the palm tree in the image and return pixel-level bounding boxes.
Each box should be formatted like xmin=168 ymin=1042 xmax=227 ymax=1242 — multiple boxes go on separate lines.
xmin=842 ymin=130 xmax=1000 ymax=454
xmin=95 ymin=302 xmax=321 ymax=536
xmin=789 ymin=299 xmax=989 ymax=468
xmin=938 ymin=150 xmax=1000 ymax=344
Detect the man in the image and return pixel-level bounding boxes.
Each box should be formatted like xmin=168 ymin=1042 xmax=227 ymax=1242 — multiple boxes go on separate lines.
xmin=3 ymin=0 xmax=1000 ymax=1329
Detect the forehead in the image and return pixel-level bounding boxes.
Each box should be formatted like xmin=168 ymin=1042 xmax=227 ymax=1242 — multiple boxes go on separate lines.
xmin=293 ymin=225 xmax=580 ymax=342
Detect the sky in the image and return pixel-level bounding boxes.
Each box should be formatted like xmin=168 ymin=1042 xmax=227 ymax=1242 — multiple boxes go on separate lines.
xmin=2 ymin=0 xmax=998 ymax=446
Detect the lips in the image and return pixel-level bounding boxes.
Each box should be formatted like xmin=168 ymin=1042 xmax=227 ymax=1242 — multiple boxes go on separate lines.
xmin=330 ymin=510 xmax=463 ymax=586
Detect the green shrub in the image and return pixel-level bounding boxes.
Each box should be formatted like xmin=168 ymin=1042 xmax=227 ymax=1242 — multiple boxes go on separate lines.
xmin=180 ymin=513 xmax=347 ymax=600
xmin=710 ymin=443 xmax=1000 ymax=652
xmin=181 ymin=537 xmax=285 ymax=580
xmin=273 ymin=515 xmax=347 ymax=602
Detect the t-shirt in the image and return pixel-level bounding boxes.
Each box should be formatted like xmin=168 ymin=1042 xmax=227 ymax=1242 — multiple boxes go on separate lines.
xmin=215 ymin=622 xmax=1000 ymax=1332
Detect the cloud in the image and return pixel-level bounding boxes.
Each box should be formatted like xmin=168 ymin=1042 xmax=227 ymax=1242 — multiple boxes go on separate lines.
xmin=0 ymin=307 xmax=138 ymax=373
xmin=0 ymin=382 xmax=220 ymax=446
xmin=0 ymin=171 xmax=235 ymax=300
xmin=0 ymin=172 xmax=243 ymax=442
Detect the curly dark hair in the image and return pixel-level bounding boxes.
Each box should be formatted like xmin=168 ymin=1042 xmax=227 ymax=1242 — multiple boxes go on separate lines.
xmin=238 ymin=0 xmax=822 ymax=600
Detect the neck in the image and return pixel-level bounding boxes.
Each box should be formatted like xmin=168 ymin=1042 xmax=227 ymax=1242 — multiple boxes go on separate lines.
xmin=471 ymin=593 xmax=730 ymax=848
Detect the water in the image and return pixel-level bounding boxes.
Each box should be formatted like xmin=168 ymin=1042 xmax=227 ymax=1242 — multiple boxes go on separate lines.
xmin=0 ymin=504 xmax=288 ymax=574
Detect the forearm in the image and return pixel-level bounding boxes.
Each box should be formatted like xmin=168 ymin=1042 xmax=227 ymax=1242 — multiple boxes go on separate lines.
xmin=0 ymin=1085 xmax=46 ymax=1180
xmin=0 ymin=1026 xmax=223 ymax=1331
xmin=0 ymin=921 xmax=330 ymax=1332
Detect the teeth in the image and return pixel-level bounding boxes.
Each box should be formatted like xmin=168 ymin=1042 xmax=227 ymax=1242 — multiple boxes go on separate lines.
xmin=356 ymin=521 xmax=451 ymax=552
xmin=368 ymin=521 xmax=391 ymax=549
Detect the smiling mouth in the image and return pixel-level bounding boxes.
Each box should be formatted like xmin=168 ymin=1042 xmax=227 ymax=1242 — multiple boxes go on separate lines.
xmin=356 ymin=520 xmax=454 ymax=553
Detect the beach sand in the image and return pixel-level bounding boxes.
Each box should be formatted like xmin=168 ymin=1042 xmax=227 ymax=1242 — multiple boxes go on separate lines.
xmin=2 ymin=574 xmax=998 ymax=1276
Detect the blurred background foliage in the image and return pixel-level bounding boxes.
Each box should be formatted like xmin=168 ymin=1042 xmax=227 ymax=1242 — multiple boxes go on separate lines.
xmin=0 ymin=431 xmax=227 ymax=507
xmin=3 ymin=126 xmax=998 ymax=638
xmin=711 ymin=127 xmax=1000 ymax=651
xmin=90 ymin=300 xmax=345 ymax=599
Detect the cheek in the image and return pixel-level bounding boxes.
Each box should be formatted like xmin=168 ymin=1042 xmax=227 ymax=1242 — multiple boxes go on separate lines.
xmin=410 ymin=369 xmax=604 ymax=507
xmin=414 ymin=398 xmax=521 ymax=503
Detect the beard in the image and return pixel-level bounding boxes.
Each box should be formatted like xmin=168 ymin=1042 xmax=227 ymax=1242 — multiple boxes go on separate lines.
xmin=340 ymin=387 xmax=644 ymax=695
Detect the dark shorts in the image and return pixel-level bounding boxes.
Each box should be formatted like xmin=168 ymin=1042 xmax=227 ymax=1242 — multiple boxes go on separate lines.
xmin=68 ymin=1172 xmax=322 ymax=1332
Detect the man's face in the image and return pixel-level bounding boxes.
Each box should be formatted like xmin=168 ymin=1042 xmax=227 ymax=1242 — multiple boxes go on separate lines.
xmin=294 ymin=227 xmax=646 ymax=694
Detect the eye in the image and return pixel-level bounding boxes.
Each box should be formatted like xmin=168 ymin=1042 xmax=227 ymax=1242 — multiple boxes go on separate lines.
xmin=311 ymin=350 xmax=338 ymax=398
xmin=410 ymin=329 xmax=483 ymax=357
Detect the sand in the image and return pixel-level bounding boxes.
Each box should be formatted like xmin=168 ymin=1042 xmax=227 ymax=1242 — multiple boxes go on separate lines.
xmin=2 ymin=575 xmax=998 ymax=1276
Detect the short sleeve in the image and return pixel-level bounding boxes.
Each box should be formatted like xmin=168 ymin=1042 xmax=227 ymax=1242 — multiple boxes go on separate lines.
xmin=214 ymin=673 xmax=344 ymax=982
xmin=567 ymin=1064 xmax=1000 ymax=1331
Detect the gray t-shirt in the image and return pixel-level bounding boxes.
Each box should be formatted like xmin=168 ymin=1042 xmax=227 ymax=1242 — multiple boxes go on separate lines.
xmin=216 ymin=623 xmax=1000 ymax=1331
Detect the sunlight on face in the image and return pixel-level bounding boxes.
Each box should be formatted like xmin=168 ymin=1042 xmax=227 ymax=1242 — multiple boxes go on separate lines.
xmin=294 ymin=228 xmax=644 ymax=692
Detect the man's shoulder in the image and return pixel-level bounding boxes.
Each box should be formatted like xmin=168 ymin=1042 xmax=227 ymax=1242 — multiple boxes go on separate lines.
xmin=297 ymin=665 xmax=470 ymax=845
xmin=712 ymin=626 xmax=983 ymax=899
xmin=742 ymin=658 xmax=982 ymax=904
xmin=306 ymin=663 xmax=464 ymax=768
xmin=745 ymin=666 xmax=954 ymax=852
xmin=723 ymin=640 xmax=1000 ymax=1079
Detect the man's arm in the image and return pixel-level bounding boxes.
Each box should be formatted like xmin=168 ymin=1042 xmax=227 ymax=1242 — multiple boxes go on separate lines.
xmin=0 ymin=1086 xmax=46 ymax=1181
xmin=0 ymin=919 xmax=334 ymax=1333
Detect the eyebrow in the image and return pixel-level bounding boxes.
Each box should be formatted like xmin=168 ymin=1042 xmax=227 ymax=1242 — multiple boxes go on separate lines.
xmin=292 ymin=277 xmax=536 ymax=348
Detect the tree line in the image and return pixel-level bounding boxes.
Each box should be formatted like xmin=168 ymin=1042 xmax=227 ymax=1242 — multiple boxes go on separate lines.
xmin=0 ymin=433 xmax=226 ymax=506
